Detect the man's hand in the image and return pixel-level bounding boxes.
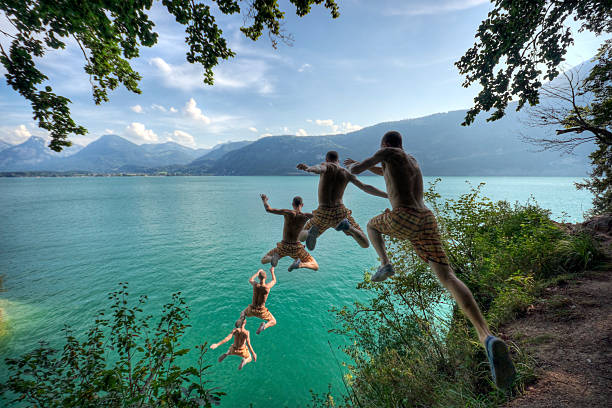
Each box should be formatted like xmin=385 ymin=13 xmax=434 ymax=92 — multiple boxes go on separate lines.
xmin=210 ymin=343 xmax=218 ymax=349
xmin=252 ymin=352 xmax=257 ymax=362
xmin=269 ymin=266 xmax=275 ymax=274
xmin=260 ymin=194 xmax=268 ymax=202
xmin=344 ymin=158 xmax=358 ymax=168
xmin=296 ymin=163 xmax=308 ymax=171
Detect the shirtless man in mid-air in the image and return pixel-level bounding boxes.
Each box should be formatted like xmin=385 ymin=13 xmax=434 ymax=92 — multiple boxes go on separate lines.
xmin=210 ymin=317 xmax=256 ymax=370
xmin=260 ymin=194 xmax=319 ymax=271
xmin=345 ymin=130 xmax=516 ymax=390
xmin=296 ymin=150 xmax=388 ymax=250
xmin=241 ymin=266 xmax=277 ymax=334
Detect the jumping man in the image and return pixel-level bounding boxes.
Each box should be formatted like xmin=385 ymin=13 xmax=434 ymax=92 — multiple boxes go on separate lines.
xmin=260 ymin=194 xmax=319 ymax=271
xmin=241 ymin=266 xmax=277 ymax=334
xmin=296 ymin=150 xmax=388 ymax=250
xmin=346 ymin=130 xmax=516 ymax=389
xmin=210 ymin=317 xmax=256 ymax=370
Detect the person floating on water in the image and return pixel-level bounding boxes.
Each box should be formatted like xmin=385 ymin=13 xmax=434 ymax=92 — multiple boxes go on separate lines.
xmin=210 ymin=317 xmax=256 ymax=370
xmin=345 ymin=130 xmax=516 ymax=389
xmin=296 ymin=150 xmax=388 ymax=250
xmin=260 ymin=194 xmax=319 ymax=272
xmin=241 ymin=266 xmax=277 ymax=335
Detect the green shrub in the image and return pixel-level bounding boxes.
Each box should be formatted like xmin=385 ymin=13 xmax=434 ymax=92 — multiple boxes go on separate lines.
xmin=0 ymin=283 xmax=223 ymax=407
xmin=313 ymin=181 xmax=604 ymax=407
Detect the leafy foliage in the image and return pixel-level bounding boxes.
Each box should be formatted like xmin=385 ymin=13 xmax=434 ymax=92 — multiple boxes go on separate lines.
xmin=0 ymin=0 xmax=339 ymax=151
xmin=0 ymin=283 xmax=223 ymax=407
xmin=456 ymin=0 xmax=612 ymax=125
xmin=312 ymin=181 xmax=604 ymax=407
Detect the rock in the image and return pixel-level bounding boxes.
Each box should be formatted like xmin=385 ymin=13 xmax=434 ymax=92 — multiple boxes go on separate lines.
xmin=581 ymin=214 xmax=612 ymax=236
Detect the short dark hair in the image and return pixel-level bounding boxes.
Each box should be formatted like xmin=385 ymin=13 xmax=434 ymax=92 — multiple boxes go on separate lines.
xmin=325 ymin=151 xmax=339 ymax=162
xmin=292 ymin=196 xmax=303 ymax=207
xmin=235 ymin=318 xmax=245 ymax=328
xmin=258 ymin=270 xmax=266 ymax=281
xmin=382 ymin=131 xmax=402 ymax=148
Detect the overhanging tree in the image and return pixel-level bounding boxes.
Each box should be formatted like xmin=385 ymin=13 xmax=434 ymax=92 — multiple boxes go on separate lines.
xmin=456 ymin=0 xmax=611 ymax=125
xmin=458 ymin=0 xmax=611 ymax=216
xmin=0 ymin=0 xmax=339 ymax=151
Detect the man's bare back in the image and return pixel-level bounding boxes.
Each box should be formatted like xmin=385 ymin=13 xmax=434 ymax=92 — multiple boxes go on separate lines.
xmin=280 ymin=210 xmax=311 ymax=242
xmin=231 ymin=328 xmax=248 ymax=349
xmin=348 ymin=147 xmax=426 ymax=210
xmin=316 ymin=163 xmax=351 ymax=206
xmin=378 ymin=147 xmax=426 ymax=210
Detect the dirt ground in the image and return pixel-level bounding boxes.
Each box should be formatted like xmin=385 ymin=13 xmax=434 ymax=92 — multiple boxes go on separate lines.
xmin=502 ymin=264 xmax=612 ymax=407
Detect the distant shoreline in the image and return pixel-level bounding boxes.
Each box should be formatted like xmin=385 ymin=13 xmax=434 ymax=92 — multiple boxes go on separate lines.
xmin=0 ymin=172 xmax=589 ymax=178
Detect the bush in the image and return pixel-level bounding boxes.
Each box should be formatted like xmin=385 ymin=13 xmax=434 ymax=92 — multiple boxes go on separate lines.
xmin=313 ymin=181 xmax=603 ymax=407
xmin=0 ymin=283 xmax=223 ymax=407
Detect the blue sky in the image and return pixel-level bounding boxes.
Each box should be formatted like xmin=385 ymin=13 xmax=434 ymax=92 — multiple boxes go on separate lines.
xmin=0 ymin=0 xmax=603 ymax=148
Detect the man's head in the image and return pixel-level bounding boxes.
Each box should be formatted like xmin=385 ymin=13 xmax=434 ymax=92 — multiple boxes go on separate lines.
xmin=257 ymin=269 xmax=266 ymax=282
xmin=381 ymin=131 xmax=403 ymax=148
xmin=235 ymin=317 xmax=245 ymax=328
xmin=292 ymin=196 xmax=303 ymax=211
xmin=325 ymin=150 xmax=339 ymax=163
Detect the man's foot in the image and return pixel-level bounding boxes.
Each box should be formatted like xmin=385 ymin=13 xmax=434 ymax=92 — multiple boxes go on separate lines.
xmin=256 ymin=321 xmax=267 ymax=335
xmin=485 ymin=335 xmax=516 ymax=389
xmin=371 ymin=264 xmax=395 ymax=282
xmin=288 ymin=259 xmax=301 ymax=271
xmin=335 ymin=218 xmax=351 ymax=232
xmin=306 ymin=225 xmax=319 ymax=250
xmin=271 ymin=252 xmax=280 ymax=267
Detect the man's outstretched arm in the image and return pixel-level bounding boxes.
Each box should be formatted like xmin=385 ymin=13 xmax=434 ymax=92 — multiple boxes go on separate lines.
xmin=267 ymin=266 xmax=277 ymax=288
xmin=261 ymin=194 xmax=291 ymax=215
xmin=344 ymin=158 xmax=383 ymax=175
xmin=210 ymin=330 xmax=234 ymax=349
xmin=348 ymin=174 xmax=388 ymax=198
xmin=296 ymin=163 xmax=327 ymax=174
xmin=345 ymin=151 xmax=386 ymax=175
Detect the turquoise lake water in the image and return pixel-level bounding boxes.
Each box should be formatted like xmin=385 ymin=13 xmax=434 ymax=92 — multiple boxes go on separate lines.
xmin=0 ymin=176 xmax=593 ymax=407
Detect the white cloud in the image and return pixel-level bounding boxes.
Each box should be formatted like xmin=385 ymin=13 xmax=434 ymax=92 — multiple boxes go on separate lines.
xmin=151 ymin=104 xmax=167 ymax=112
xmin=14 ymin=124 xmax=31 ymax=139
xmin=315 ymin=119 xmax=334 ymax=127
xmin=150 ymin=57 xmax=274 ymax=94
xmin=259 ymin=133 xmax=273 ymax=138
xmin=124 ymin=122 xmax=158 ymax=144
xmin=248 ymin=127 xmax=258 ymax=133
xmin=1 ymin=124 xmax=32 ymax=144
xmin=104 ymin=129 xmax=115 ymax=134
xmin=167 ymin=130 xmax=196 ymax=148
xmin=298 ymin=63 xmax=312 ymax=72
xmin=131 ymin=105 xmax=144 ymax=113
xmin=296 ymin=129 xmax=308 ymax=137
xmin=183 ymin=98 xmax=211 ymax=124
xmin=313 ymin=119 xmax=363 ymax=134
xmin=386 ymin=0 xmax=488 ymax=16
xmin=170 ymin=107 xmax=178 ymax=113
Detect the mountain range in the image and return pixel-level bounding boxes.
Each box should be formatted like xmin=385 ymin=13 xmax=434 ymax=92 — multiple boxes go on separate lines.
xmin=0 ymin=107 xmax=594 ymax=176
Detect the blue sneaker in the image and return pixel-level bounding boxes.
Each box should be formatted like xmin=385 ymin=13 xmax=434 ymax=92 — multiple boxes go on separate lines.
xmin=335 ymin=218 xmax=351 ymax=232
xmin=306 ymin=225 xmax=319 ymax=251
xmin=372 ymin=264 xmax=395 ymax=282
xmin=485 ymin=335 xmax=516 ymax=389
xmin=288 ymin=259 xmax=301 ymax=272
xmin=271 ymin=252 xmax=280 ymax=267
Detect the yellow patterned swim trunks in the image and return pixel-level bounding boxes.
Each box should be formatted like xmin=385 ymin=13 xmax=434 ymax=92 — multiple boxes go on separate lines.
xmin=244 ymin=304 xmax=274 ymax=321
xmin=265 ymin=241 xmax=314 ymax=263
xmin=368 ymin=207 xmax=449 ymax=265
xmin=228 ymin=345 xmax=250 ymax=359
xmin=303 ymin=204 xmax=363 ymax=235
